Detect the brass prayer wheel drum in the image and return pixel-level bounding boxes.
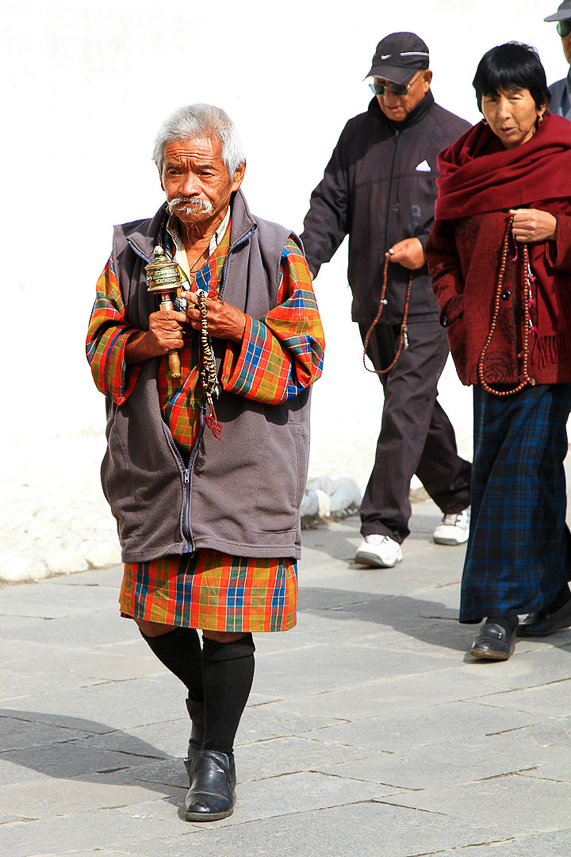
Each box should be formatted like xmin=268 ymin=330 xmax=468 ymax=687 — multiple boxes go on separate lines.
xmin=145 ymin=246 xmax=182 ymax=294
xmin=145 ymin=246 xmax=182 ymax=379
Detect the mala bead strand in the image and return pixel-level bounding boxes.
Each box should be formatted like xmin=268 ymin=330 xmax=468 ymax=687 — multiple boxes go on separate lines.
xmin=477 ymin=215 xmax=536 ymax=397
xmin=198 ymin=291 xmax=223 ymax=440
xmin=199 ymin=291 xmax=218 ymax=392
xmin=362 ymin=255 xmax=413 ymax=375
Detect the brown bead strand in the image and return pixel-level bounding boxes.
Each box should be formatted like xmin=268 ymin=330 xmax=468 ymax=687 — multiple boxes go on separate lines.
xmin=477 ymin=215 xmax=536 ymax=397
xmin=199 ymin=291 xmax=218 ymax=394
xmin=198 ymin=291 xmax=223 ymax=439
xmin=362 ymin=255 xmax=413 ymax=375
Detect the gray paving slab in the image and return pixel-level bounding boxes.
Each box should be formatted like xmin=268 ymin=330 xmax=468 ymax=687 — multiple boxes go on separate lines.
xmin=303 ymin=700 xmax=544 ymax=753
xmin=120 ymin=803 xmax=509 ymax=857
xmin=0 ymin=646 xmax=164 ymax=699
xmin=379 ymin=773 xmax=571 ymax=836
xmin=260 ymin=667 xmax=515 ymax=721
xmin=1 ymin=505 xmax=569 ymax=855
xmin=235 ymin=735 xmax=381 ymax=783
xmin=0 ymin=806 xmax=184 ymax=857
xmin=0 ymin=712 xmax=91 ymax=751
xmin=0 ymin=775 xmax=162 ymax=819
xmin=0 ymin=676 xmax=183 ymax=730
xmin=436 ymin=828 xmax=571 ymax=856
xmin=0 ymin=611 xmax=135 ymax=648
xmin=79 ymin=720 xmax=184 ymax=760
xmin=0 ymin=741 xmax=156 ymax=780
xmin=520 ymin=762 xmax=571 ymax=784
xmin=317 ymin=725 xmax=569 ymax=790
xmin=475 ymin=677 xmax=571 ymax=716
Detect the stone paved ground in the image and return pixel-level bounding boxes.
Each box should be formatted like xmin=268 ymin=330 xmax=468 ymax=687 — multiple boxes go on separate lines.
xmin=1 ymin=500 xmax=570 ymax=857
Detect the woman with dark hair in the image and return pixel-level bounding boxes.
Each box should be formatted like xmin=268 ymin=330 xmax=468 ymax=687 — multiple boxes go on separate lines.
xmin=426 ymin=42 xmax=571 ymax=661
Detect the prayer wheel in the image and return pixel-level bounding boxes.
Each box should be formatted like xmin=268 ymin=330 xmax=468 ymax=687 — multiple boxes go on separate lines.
xmin=145 ymin=246 xmax=182 ymax=379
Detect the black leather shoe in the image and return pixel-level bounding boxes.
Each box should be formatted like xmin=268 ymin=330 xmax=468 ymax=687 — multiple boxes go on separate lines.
xmin=470 ymin=622 xmax=516 ymax=661
xmin=184 ymin=749 xmax=236 ymax=822
xmin=183 ymin=698 xmax=205 ymax=784
xmin=516 ymin=599 xmax=571 ymax=638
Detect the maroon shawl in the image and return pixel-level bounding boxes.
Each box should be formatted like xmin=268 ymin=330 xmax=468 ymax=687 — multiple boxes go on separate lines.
xmin=435 ymin=111 xmax=571 ymax=221
xmin=433 ymin=111 xmax=571 ymax=357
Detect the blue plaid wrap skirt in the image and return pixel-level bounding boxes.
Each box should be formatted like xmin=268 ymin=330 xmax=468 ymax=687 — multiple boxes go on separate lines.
xmin=460 ymin=383 xmax=571 ymax=623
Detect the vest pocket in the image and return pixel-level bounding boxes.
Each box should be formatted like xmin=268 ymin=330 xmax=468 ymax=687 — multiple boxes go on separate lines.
xmin=251 ymin=424 xmax=308 ymax=534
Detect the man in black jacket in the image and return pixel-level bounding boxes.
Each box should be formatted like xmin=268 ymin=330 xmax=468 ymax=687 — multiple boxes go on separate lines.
xmin=544 ymin=2 xmax=571 ymax=120
xmin=301 ymin=32 xmax=471 ymax=568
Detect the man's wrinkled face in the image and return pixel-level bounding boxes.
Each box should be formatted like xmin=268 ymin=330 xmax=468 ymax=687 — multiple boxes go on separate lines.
xmin=375 ymin=69 xmax=432 ymax=122
xmin=160 ymin=136 xmax=245 ymax=227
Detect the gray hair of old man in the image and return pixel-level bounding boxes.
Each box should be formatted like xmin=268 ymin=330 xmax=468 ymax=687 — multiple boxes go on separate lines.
xmin=152 ymin=104 xmax=246 ymax=178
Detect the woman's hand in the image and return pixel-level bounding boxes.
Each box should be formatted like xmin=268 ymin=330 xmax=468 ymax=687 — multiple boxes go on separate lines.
xmin=510 ymin=209 xmax=557 ymax=243
xmin=184 ymin=291 xmax=247 ymax=343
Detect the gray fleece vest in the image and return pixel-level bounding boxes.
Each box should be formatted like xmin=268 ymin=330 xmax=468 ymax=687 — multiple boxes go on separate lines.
xmin=102 ymin=190 xmax=311 ymax=562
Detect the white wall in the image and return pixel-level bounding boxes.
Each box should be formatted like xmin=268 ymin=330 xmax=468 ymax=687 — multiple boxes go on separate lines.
xmin=0 ymin=0 xmax=564 ymax=491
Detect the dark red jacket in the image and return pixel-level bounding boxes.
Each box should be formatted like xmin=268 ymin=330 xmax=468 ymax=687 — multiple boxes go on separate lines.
xmin=426 ymin=205 xmax=571 ymax=386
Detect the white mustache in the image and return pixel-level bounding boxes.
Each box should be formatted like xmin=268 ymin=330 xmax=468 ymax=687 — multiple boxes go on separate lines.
xmin=168 ymin=196 xmax=214 ymax=215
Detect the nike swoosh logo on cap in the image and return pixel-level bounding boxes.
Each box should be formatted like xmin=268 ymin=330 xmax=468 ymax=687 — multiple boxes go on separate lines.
xmin=381 ymin=54 xmax=391 ymax=60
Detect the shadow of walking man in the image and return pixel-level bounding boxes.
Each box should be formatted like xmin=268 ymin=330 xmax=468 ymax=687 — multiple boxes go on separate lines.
xmin=0 ymin=707 xmax=189 ymax=806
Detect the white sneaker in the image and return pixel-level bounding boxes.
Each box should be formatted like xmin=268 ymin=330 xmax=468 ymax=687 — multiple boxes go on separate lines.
xmin=433 ymin=507 xmax=470 ymax=546
xmin=355 ymin=534 xmax=403 ymax=568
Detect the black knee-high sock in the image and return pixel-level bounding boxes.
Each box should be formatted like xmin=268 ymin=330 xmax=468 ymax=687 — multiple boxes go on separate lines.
xmin=201 ymin=634 xmax=255 ymax=755
xmin=140 ymin=627 xmax=203 ymax=702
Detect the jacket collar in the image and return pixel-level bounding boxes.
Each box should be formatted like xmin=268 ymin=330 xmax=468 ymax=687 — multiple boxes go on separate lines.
xmin=367 ymin=89 xmax=435 ymax=131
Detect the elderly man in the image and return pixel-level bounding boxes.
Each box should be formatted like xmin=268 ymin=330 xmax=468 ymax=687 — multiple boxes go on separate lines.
xmin=301 ymin=32 xmax=471 ymax=569
xmin=545 ymin=1 xmax=571 ymax=120
xmin=86 ymin=104 xmax=324 ymax=822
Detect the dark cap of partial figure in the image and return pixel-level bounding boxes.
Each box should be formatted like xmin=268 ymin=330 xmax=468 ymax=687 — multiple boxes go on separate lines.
xmin=365 ymin=32 xmax=429 ymax=84
xmin=545 ymin=1 xmax=571 ymax=21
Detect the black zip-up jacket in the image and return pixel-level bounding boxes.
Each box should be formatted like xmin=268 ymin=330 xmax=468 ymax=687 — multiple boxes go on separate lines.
xmin=301 ymin=92 xmax=470 ymax=326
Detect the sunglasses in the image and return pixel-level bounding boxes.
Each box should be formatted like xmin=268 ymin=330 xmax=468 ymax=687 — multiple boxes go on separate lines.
xmin=557 ymin=19 xmax=571 ymax=37
xmin=369 ymin=70 xmax=423 ymax=97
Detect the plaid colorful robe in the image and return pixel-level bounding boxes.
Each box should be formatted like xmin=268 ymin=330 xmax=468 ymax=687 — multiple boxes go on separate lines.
xmin=87 ymin=225 xmax=324 ymax=632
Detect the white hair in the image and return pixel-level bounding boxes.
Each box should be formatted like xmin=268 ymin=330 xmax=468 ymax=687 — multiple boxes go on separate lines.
xmin=152 ymin=104 xmax=245 ymax=178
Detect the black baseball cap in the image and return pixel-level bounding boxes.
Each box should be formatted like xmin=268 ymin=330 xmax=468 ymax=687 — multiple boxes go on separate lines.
xmin=365 ymin=32 xmax=430 ymax=84
xmin=545 ymin=1 xmax=571 ymax=21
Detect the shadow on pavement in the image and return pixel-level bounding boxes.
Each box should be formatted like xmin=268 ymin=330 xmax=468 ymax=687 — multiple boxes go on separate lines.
xmin=298 ymin=586 xmax=571 ymax=656
xmin=0 ymin=707 xmax=187 ymax=801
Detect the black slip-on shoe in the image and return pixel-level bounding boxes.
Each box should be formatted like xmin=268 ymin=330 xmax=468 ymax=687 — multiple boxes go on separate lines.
xmin=516 ymin=600 xmax=571 ymax=638
xmin=184 ymin=749 xmax=236 ymax=822
xmin=470 ymin=622 xmax=516 ymax=661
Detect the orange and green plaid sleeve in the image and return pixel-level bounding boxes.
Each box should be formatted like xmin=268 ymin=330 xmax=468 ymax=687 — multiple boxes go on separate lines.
xmin=86 ymin=257 xmax=142 ymax=404
xmin=221 ymin=239 xmax=325 ymax=404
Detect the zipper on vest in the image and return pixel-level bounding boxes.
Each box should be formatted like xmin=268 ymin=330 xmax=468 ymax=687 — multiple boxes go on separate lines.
xmin=163 ymin=426 xmax=194 ymax=553
xmin=182 ymin=466 xmax=192 ymax=552
xmin=182 ymin=414 xmax=211 ymax=553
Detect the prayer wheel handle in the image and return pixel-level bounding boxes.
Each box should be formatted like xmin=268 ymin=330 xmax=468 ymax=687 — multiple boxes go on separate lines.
xmin=157 ymin=294 xmax=182 ymax=379
xmin=145 ymin=246 xmax=182 ymax=380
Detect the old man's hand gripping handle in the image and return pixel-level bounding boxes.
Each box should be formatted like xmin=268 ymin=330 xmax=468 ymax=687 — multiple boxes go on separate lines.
xmin=145 ymin=246 xmax=182 ymax=379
